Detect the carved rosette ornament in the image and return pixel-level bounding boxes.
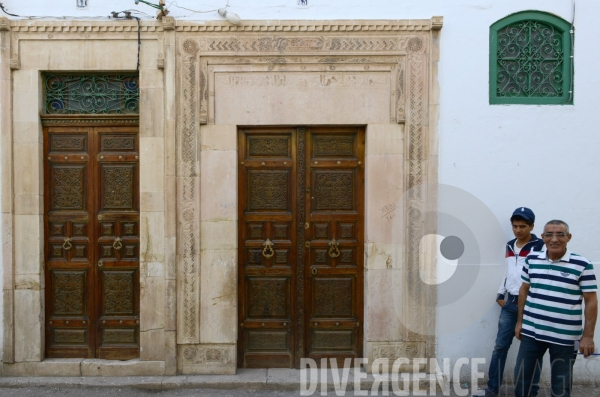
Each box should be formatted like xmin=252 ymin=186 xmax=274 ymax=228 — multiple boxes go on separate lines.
xmin=182 ymin=346 xmax=232 ymax=364
xmin=370 ymin=342 xmax=424 ymax=363
xmin=0 ymin=16 xmax=9 ymax=31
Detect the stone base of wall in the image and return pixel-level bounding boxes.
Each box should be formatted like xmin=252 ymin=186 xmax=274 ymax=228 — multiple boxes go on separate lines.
xmin=177 ymin=344 xmax=236 ymax=375
xmin=2 ymin=359 xmax=166 ymax=377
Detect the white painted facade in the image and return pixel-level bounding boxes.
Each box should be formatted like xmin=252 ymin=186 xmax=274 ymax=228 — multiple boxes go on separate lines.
xmin=1 ymin=0 xmax=599 ymax=385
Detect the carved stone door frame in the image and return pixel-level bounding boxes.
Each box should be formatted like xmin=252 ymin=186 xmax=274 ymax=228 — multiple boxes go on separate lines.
xmin=175 ymin=18 xmax=442 ymax=374
xmin=2 ymin=17 xmax=172 ymax=375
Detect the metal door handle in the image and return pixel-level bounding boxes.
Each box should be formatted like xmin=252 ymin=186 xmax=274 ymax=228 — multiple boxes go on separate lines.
xmin=328 ymin=239 xmax=340 ymax=258
xmin=262 ymin=239 xmax=274 ymax=259
xmin=113 ymin=237 xmax=123 ymax=251
xmin=62 ymin=238 xmax=73 ymax=251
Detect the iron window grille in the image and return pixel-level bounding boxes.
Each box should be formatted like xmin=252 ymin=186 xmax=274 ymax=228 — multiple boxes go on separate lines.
xmin=43 ymin=74 xmax=139 ymax=114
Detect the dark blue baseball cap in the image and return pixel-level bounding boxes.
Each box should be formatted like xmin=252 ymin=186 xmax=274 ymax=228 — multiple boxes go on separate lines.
xmin=512 ymin=207 xmax=535 ymax=222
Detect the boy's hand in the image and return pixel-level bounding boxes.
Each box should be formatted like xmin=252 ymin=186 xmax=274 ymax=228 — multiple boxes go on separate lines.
xmin=496 ymin=299 xmax=506 ymax=307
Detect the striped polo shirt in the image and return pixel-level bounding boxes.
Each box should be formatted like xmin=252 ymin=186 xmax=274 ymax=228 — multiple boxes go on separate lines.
xmin=521 ymin=249 xmax=598 ymax=346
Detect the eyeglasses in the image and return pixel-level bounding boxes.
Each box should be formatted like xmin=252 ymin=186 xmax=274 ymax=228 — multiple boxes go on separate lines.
xmin=543 ymin=232 xmax=567 ymax=239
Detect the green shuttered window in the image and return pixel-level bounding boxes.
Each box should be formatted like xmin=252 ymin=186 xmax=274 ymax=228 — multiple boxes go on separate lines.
xmin=490 ymin=11 xmax=573 ymax=105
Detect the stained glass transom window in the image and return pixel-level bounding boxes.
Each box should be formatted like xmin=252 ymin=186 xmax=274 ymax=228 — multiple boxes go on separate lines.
xmin=43 ymin=74 xmax=139 ymax=114
xmin=490 ymin=11 xmax=573 ymax=105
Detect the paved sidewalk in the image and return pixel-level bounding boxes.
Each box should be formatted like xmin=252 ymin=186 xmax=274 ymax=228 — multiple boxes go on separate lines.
xmin=0 ymin=369 xmax=598 ymax=396
xmin=0 ymin=368 xmax=439 ymax=392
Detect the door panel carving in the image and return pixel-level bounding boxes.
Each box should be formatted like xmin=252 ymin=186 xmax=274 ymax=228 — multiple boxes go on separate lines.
xmin=44 ymin=125 xmax=140 ymax=359
xmin=102 ymin=271 xmax=136 ymax=315
xmin=52 ymin=271 xmax=86 ymax=315
xmin=312 ymin=278 xmax=354 ymax=318
xmin=239 ymin=126 xmax=364 ymax=368
xmin=248 ymin=171 xmax=290 ymax=211
xmin=313 ymin=171 xmax=354 ymax=211
xmin=101 ymin=165 xmax=135 ymax=210
xmin=247 ymin=277 xmax=290 ymax=318
xmin=51 ymin=166 xmax=86 ymax=210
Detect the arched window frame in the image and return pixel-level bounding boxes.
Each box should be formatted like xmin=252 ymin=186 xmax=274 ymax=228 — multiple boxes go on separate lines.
xmin=490 ymin=11 xmax=573 ymax=105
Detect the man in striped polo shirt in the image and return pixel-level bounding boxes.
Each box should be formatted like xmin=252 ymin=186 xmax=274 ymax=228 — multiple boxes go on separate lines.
xmin=514 ymin=220 xmax=598 ymax=397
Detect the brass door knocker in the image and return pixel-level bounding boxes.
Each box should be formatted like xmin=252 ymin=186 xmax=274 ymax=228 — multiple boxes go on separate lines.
xmin=113 ymin=237 xmax=123 ymax=251
xmin=62 ymin=237 xmax=73 ymax=251
xmin=328 ymin=239 xmax=340 ymax=258
xmin=262 ymin=239 xmax=275 ymax=259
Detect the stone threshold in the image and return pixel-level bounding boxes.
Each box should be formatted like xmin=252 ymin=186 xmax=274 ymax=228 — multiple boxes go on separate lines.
xmin=0 ymin=368 xmax=445 ymax=392
xmin=1 ymin=359 xmax=166 ymax=377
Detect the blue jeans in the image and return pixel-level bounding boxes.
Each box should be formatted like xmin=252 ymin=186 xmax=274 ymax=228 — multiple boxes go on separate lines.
xmin=487 ymin=301 xmax=518 ymax=394
xmin=514 ymin=335 xmax=577 ymax=397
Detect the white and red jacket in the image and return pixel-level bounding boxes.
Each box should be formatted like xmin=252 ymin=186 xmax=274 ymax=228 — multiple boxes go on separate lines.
xmin=497 ymin=234 xmax=545 ymax=300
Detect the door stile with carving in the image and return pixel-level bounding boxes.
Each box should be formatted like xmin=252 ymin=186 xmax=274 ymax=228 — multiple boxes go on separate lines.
xmin=294 ymin=127 xmax=306 ymax=368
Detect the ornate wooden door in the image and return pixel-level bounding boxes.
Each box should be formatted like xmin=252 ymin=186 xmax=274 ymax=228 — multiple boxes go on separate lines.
xmin=44 ymin=125 xmax=140 ymax=359
xmin=238 ymin=127 xmax=364 ymax=368
xmin=304 ymin=127 xmax=364 ymax=367
xmin=238 ymin=127 xmax=298 ymax=368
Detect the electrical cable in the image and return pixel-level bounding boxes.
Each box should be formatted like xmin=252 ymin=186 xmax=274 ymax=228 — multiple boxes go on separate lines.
xmin=134 ymin=16 xmax=141 ymax=71
xmin=111 ymin=11 xmax=142 ymax=71
xmin=121 ymin=9 xmax=155 ymax=18
xmin=0 ymin=2 xmax=153 ymax=19
xmin=0 ymin=3 xmax=121 ymax=20
xmin=0 ymin=2 xmax=19 ymax=17
xmin=167 ymin=1 xmax=221 ymax=14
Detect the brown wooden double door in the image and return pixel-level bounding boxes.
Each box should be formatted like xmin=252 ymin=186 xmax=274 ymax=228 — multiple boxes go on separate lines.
xmin=44 ymin=125 xmax=140 ymax=359
xmin=238 ymin=126 xmax=364 ymax=368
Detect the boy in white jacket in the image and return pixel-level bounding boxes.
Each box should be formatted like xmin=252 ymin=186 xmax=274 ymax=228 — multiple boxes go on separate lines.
xmin=474 ymin=207 xmax=545 ymax=397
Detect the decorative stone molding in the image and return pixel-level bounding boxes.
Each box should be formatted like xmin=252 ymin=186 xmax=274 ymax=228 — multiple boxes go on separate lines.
xmin=9 ymin=20 xmax=164 ymax=33
xmin=184 ymin=35 xmax=428 ymax=56
xmin=9 ymin=57 xmax=19 ymax=70
xmin=401 ymin=38 xmax=434 ymax=341
xmin=431 ymin=16 xmax=444 ymax=30
xmin=182 ymin=345 xmax=231 ymax=364
xmin=177 ymin=36 xmax=201 ymax=344
xmin=157 ymin=58 xmax=165 ymax=69
xmin=178 ymin=344 xmax=236 ymax=375
xmin=162 ymin=16 xmax=176 ymax=31
xmin=175 ymin=19 xmax=437 ymax=33
xmin=40 ymin=115 xmax=139 ymax=126
xmin=6 ymin=20 xmax=165 ymax=71
xmin=0 ymin=16 xmax=9 ymax=31
xmin=367 ymin=342 xmax=427 ymax=372
xmin=370 ymin=342 xmax=425 ymax=360
xmin=180 ymin=30 xmax=428 ymax=126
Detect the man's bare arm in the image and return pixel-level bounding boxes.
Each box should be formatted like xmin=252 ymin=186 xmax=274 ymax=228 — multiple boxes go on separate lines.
xmin=580 ymin=292 xmax=598 ymax=358
xmin=515 ymin=282 xmax=530 ymax=340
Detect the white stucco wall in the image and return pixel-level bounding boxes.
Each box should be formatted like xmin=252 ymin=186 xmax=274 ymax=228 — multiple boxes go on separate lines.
xmin=2 ymin=0 xmax=599 ymax=383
